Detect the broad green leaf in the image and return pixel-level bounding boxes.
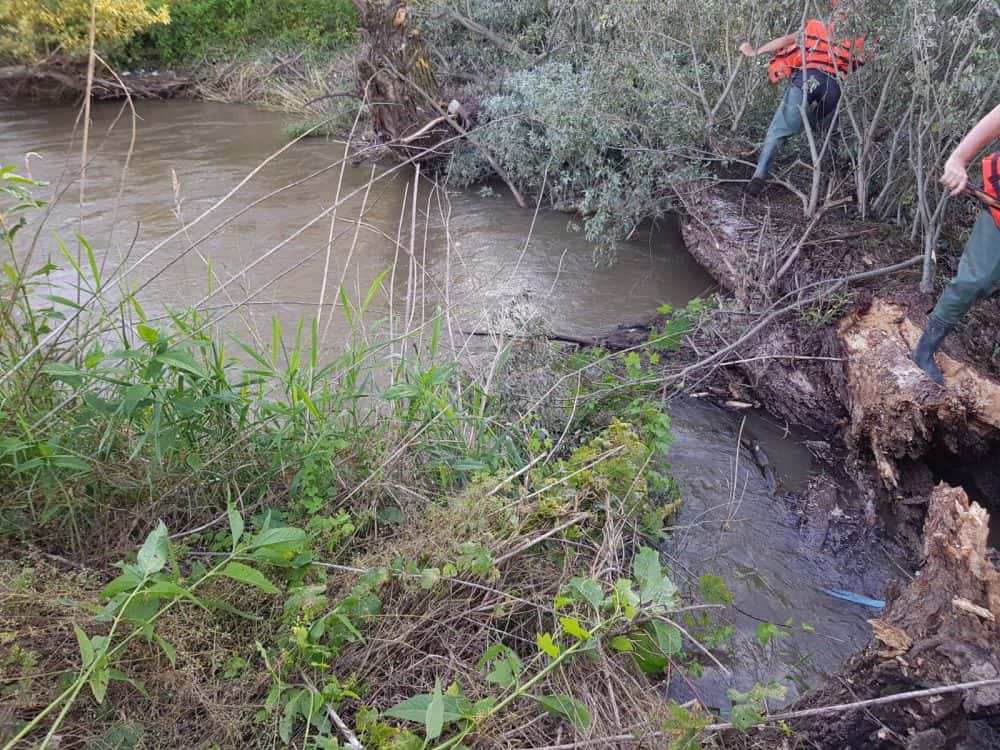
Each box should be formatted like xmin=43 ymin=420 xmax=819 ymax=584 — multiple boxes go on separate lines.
xmin=426 ymin=678 xmax=445 ymax=741
xmin=228 ymin=503 xmax=244 ymax=550
xmin=247 ymin=527 xmax=307 ymax=550
xmin=613 ymin=578 xmax=640 ymax=619
xmin=154 ymin=350 xmax=206 ymax=379
xmin=136 ymin=323 xmax=159 ymax=346
xmin=609 ymin=635 xmax=634 ymax=653
xmin=537 ymin=632 xmax=561 ymax=659
xmin=74 ymin=625 xmax=95 ymax=667
xmin=633 ymin=547 xmax=677 ymax=606
xmin=384 ymin=694 xmax=465 ymax=725
xmin=632 ymin=621 xmax=682 ymax=675
xmin=532 ymin=694 xmax=592 ymax=730
xmin=420 ymin=568 xmax=441 ymax=589
xmin=90 ymin=662 xmax=110 ymax=704
xmin=101 ymin=572 xmax=142 ymax=599
xmin=221 ymin=562 xmax=280 ymax=594
xmin=559 ymin=617 xmax=591 ymax=641
xmin=730 ymin=703 xmax=764 ymax=730
xmin=136 ymin=521 xmax=169 ymax=576
xmin=486 ymin=658 xmax=516 ymax=689
xmin=122 ymin=384 xmax=152 ymax=417
xmin=567 ymin=577 xmax=604 ymax=611
xmin=42 ymin=362 xmax=84 ymax=385
xmin=144 ymin=581 xmax=202 ymax=606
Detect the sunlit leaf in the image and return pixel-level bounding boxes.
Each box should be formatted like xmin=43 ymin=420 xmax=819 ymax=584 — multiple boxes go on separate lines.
xmin=537 ymin=632 xmax=561 ymax=659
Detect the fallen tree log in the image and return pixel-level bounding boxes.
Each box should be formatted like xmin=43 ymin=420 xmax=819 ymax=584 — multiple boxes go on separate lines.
xmin=838 ymin=297 xmax=1000 ymax=488
xmin=719 ymin=483 xmax=1000 ymax=749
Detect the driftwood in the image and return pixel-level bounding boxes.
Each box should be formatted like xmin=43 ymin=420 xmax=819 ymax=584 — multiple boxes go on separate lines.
xmin=838 ymin=298 xmax=1000 ymax=489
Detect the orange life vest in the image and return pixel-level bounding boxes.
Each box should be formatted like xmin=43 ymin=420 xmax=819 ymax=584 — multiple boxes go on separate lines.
xmin=768 ymin=19 xmax=866 ymax=83
xmin=984 ymin=151 xmax=1000 ymax=228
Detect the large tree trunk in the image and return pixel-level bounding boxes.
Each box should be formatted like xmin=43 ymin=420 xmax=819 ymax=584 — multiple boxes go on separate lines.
xmin=353 ymin=0 xmax=444 ymax=151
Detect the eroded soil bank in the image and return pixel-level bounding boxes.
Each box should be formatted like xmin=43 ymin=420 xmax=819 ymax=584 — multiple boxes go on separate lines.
xmin=658 ymin=179 xmax=1000 ymax=748
xmin=618 ymin=179 xmax=1000 ymax=552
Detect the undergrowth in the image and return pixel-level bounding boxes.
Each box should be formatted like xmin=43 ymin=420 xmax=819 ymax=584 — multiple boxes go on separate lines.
xmin=0 ymin=166 xmax=775 ymax=748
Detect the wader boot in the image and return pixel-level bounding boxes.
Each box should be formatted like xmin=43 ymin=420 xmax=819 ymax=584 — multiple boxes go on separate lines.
xmin=911 ymin=316 xmax=953 ymax=385
xmin=748 ymin=69 xmax=841 ymax=196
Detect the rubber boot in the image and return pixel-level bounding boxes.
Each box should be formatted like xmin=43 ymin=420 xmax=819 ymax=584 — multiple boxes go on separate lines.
xmin=911 ymin=316 xmax=953 ymax=385
xmin=745 ymin=176 xmax=767 ymax=197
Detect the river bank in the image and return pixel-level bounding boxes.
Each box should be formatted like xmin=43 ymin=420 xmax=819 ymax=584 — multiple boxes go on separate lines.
xmin=2 ymin=99 xmax=909 ymax=749
xmin=4 ymin=7 xmax=1000 ymax=742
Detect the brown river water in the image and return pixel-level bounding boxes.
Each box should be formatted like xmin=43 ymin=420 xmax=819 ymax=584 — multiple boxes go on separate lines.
xmin=1 ymin=100 xmax=899 ymax=710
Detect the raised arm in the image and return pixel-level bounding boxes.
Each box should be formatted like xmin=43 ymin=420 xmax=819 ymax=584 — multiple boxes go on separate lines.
xmin=739 ymin=33 xmax=797 ymax=58
xmin=941 ymin=103 xmax=1000 ymax=195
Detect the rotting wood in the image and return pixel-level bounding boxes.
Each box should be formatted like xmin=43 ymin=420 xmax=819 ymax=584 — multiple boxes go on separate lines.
xmin=838 ymin=297 xmax=1000 ymax=488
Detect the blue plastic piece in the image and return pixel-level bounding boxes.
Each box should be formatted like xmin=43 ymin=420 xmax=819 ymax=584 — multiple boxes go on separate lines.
xmin=823 ymin=589 xmax=886 ymax=609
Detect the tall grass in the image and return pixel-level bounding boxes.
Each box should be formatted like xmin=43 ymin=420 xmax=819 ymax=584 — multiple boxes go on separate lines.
xmin=0 ymin=124 xmax=724 ymax=747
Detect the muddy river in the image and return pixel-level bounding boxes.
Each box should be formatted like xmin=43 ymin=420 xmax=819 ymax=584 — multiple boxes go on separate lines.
xmin=1 ymin=100 xmax=899 ymax=710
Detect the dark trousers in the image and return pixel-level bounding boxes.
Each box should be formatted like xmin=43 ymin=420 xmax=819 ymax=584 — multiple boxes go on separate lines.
xmin=753 ymin=69 xmax=842 ymax=178
xmin=932 ymin=211 xmax=1000 ymax=325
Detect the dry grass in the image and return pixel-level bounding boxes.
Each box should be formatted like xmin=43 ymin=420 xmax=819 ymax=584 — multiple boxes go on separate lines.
xmin=193 ymin=49 xmax=364 ymax=132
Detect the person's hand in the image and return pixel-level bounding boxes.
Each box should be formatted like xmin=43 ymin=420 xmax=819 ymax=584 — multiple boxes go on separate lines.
xmin=940 ymin=153 xmax=969 ymax=196
xmin=739 ymin=42 xmax=757 ymax=58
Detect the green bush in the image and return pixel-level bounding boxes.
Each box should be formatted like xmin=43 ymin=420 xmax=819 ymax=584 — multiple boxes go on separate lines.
xmin=132 ymin=0 xmax=356 ymax=64
xmin=0 ymin=0 xmax=170 ymax=64
xmin=426 ymin=0 xmax=999 ymax=247
xmin=446 ymin=58 xmax=703 ymax=243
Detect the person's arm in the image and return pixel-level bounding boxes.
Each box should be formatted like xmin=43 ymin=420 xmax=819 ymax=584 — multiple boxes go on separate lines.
xmin=941 ymin=103 xmax=1000 ymax=195
xmin=739 ymin=33 xmax=797 ymax=58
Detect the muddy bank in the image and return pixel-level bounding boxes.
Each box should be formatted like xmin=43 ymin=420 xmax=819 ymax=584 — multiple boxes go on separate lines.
xmin=0 ymin=64 xmax=191 ymax=100
xmin=657 ymin=182 xmax=1000 ymax=747
xmin=660 ymin=181 xmax=1000 ymax=548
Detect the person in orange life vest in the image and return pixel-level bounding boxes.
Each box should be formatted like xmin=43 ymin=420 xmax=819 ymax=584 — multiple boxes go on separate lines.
xmin=912 ymin=103 xmax=1000 ymax=385
xmin=739 ymin=0 xmax=866 ymax=196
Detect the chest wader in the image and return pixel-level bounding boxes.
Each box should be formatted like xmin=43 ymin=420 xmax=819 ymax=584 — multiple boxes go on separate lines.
xmin=912 ymin=153 xmax=1000 ymax=384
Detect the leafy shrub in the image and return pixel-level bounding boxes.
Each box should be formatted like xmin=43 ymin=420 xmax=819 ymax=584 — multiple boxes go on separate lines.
xmin=447 ymin=60 xmax=703 ymax=242
xmin=0 ymin=0 xmax=169 ymax=63
xmin=135 ymin=0 xmax=357 ymax=63
xmin=430 ymin=0 xmax=999 ymax=250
